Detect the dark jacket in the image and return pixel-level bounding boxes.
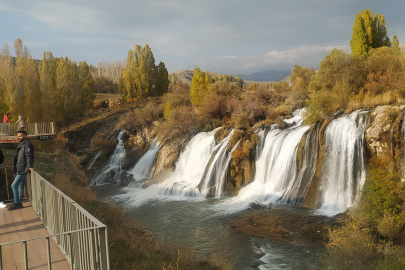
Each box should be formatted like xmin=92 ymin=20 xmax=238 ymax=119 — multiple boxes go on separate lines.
xmin=0 ymin=148 xmax=4 ymax=164
xmin=14 ymin=139 xmax=34 ymax=175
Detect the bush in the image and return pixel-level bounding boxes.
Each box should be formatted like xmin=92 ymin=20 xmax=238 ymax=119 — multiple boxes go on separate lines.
xmin=90 ymin=135 xmax=116 ymax=155
xmin=157 ymin=106 xmax=198 ymax=143
xmin=118 ymin=100 xmax=163 ymax=131
xmin=377 ymin=213 xmax=403 ymax=241
xmin=354 ymin=157 xmax=404 ymax=227
xmin=365 ymin=47 xmax=405 ymax=97
xmin=322 ymin=220 xmax=378 ymax=270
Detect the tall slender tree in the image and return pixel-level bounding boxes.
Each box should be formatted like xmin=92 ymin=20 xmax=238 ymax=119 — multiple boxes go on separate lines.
xmin=120 ymin=44 xmax=168 ymax=100
xmin=190 ymin=67 xmax=211 ymax=107
xmin=350 ymin=9 xmax=391 ymax=57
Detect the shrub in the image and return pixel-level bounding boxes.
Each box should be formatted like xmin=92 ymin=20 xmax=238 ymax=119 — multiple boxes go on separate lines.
xmin=377 ymin=213 xmax=403 ymax=241
xmin=118 ymin=100 xmax=164 ymax=131
xmin=90 ymin=135 xmax=116 ymax=155
xmin=322 ymin=220 xmax=378 ymax=270
xmin=365 ymin=47 xmax=405 ymax=97
xmin=355 ymin=157 xmax=404 ymax=226
xmin=209 ymin=80 xmax=242 ymax=97
xmin=157 ymin=106 xmax=198 ymax=143
xmin=198 ymin=92 xmax=227 ymax=121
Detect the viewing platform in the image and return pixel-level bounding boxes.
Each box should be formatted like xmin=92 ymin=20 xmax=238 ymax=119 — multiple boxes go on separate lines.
xmin=0 ymin=123 xmax=56 ymax=143
xmin=0 ymin=170 xmax=110 ymax=270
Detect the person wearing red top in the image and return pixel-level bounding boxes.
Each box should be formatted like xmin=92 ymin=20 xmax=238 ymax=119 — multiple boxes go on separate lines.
xmin=3 ymin=112 xmax=10 ymax=123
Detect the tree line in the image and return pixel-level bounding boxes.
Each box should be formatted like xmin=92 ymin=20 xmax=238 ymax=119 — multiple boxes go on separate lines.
xmin=0 ymin=40 xmax=169 ymax=123
xmin=0 ymin=39 xmax=94 ymax=123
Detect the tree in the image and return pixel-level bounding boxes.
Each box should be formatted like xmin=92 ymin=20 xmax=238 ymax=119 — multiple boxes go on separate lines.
xmin=392 ymin=35 xmax=400 ymax=54
xmin=350 ymin=13 xmax=368 ymax=57
xmin=38 ymin=51 xmax=57 ymax=121
xmin=154 ymin=62 xmax=169 ymax=96
xmin=190 ymin=67 xmax=211 ymax=107
xmin=78 ymin=61 xmax=95 ymax=109
xmin=364 ymin=46 xmax=405 ymax=96
xmin=350 ymin=9 xmax=391 ymax=57
xmin=120 ymin=44 xmax=168 ymax=100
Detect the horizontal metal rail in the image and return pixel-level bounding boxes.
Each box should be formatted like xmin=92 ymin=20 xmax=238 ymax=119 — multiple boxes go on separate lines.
xmin=0 ymin=171 xmax=110 ymax=270
xmin=28 ymin=171 xmax=110 ymax=270
xmin=0 ymin=226 xmax=100 ymax=246
xmin=0 ymin=122 xmax=55 ymax=137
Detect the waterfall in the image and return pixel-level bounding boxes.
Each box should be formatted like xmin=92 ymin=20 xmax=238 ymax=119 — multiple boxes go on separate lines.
xmin=156 ymin=128 xmax=220 ymax=196
xmin=90 ymin=130 xmax=126 ymax=185
xmin=86 ymin=150 xmax=101 ymax=171
xmin=287 ymin=126 xmax=319 ymax=205
xmin=128 ymin=139 xmax=161 ymax=182
xmin=255 ymin=128 xmax=266 ymax=160
xmin=199 ymin=130 xmax=238 ymax=197
xmin=231 ymin=109 xmax=310 ymax=205
xmin=318 ymin=110 xmax=370 ymax=214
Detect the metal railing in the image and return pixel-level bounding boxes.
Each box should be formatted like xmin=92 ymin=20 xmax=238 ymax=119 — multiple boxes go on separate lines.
xmin=0 ymin=171 xmax=110 ymax=270
xmin=0 ymin=122 xmax=55 ymax=137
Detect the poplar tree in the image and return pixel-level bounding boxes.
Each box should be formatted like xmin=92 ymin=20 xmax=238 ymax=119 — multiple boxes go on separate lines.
xmin=120 ymin=44 xmax=168 ymax=100
xmin=190 ymin=67 xmax=211 ymax=107
xmin=154 ymin=62 xmax=169 ymax=96
xmin=350 ymin=9 xmax=391 ymax=57
xmin=392 ymin=35 xmax=400 ymax=54
xmin=38 ymin=51 xmax=58 ymax=121
xmin=79 ymin=61 xmax=95 ymax=109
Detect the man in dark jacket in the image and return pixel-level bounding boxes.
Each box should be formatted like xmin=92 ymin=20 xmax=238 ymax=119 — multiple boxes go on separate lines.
xmin=8 ymin=130 xmax=34 ymax=211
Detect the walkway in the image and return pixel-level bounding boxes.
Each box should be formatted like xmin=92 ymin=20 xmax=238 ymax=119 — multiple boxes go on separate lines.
xmin=0 ymin=201 xmax=70 ymax=270
xmin=0 ymin=122 xmax=56 ymax=143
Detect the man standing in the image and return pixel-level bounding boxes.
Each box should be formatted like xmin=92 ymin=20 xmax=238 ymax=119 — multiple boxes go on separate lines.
xmin=8 ymin=130 xmax=34 ymax=211
xmin=15 ymin=115 xmax=25 ymax=131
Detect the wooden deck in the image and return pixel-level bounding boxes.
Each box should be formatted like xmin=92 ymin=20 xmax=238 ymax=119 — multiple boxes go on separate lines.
xmin=0 ymin=122 xmax=56 ymax=144
xmin=0 ymin=201 xmax=70 ymax=270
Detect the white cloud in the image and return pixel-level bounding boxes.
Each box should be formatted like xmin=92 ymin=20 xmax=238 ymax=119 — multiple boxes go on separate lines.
xmin=203 ymin=45 xmax=351 ymax=74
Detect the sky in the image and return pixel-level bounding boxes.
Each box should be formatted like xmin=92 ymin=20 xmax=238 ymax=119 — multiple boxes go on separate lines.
xmin=0 ymin=0 xmax=404 ymax=75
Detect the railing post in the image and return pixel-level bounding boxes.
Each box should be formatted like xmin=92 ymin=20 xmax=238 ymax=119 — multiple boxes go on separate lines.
xmin=68 ymin=233 xmax=74 ymax=270
xmin=98 ymin=227 xmax=109 ymax=270
xmin=46 ymin=237 xmax=52 ymax=270
xmin=26 ymin=172 xmax=32 ymax=202
xmin=4 ymin=168 xmax=9 ymax=201
xmin=23 ymin=241 xmax=28 ymax=270
xmin=0 ymin=245 xmax=2 ymax=270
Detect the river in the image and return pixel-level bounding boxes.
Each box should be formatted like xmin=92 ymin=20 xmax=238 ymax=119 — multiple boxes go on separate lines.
xmin=92 ymin=184 xmax=324 ymax=270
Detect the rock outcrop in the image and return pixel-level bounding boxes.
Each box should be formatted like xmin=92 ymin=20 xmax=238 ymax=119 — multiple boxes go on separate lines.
xmin=365 ymin=105 xmax=405 ymax=158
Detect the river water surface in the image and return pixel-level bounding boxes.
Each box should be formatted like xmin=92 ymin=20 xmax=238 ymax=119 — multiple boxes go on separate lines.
xmin=92 ymin=184 xmax=323 ymax=270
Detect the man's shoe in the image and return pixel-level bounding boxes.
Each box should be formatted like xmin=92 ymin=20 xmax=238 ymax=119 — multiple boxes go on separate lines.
xmin=7 ymin=203 xmax=23 ymax=211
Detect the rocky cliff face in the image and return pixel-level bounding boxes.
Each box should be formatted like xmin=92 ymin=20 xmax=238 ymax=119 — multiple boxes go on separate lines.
xmin=149 ymin=134 xmax=194 ymax=179
xmin=365 ymin=105 xmax=405 ymax=158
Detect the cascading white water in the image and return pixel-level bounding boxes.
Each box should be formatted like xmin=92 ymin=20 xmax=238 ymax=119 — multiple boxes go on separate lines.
xmin=199 ymin=130 xmax=238 ymax=197
xmin=90 ymin=130 xmax=126 ymax=185
xmin=155 ymin=128 xmax=220 ymax=196
xmin=230 ymin=109 xmax=310 ymax=205
xmin=318 ymin=110 xmax=370 ymax=214
xmin=128 ymin=139 xmax=161 ymax=183
xmin=86 ymin=150 xmax=101 ymax=171
xmin=255 ymin=128 xmax=266 ymax=160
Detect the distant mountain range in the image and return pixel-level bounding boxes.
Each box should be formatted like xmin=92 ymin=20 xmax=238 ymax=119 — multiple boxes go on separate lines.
xmin=237 ymin=70 xmax=292 ymax=82
xmin=169 ymin=69 xmax=245 ymax=84
xmin=169 ymin=69 xmax=292 ymax=85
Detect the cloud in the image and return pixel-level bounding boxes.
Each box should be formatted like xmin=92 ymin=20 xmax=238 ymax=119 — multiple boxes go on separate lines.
xmin=202 ymin=45 xmax=351 ymax=74
xmin=1 ymin=0 xmax=405 ymax=74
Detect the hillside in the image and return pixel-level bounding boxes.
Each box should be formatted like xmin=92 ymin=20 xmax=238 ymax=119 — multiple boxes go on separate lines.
xmin=169 ymin=69 xmax=245 ymax=84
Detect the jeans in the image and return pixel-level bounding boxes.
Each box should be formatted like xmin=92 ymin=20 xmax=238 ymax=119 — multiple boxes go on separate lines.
xmin=11 ymin=174 xmax=26 ymax=203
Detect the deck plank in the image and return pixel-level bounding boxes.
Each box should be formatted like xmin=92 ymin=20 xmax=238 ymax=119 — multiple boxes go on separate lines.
xmin=0 ymin=201 xmax=70 ymax=270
